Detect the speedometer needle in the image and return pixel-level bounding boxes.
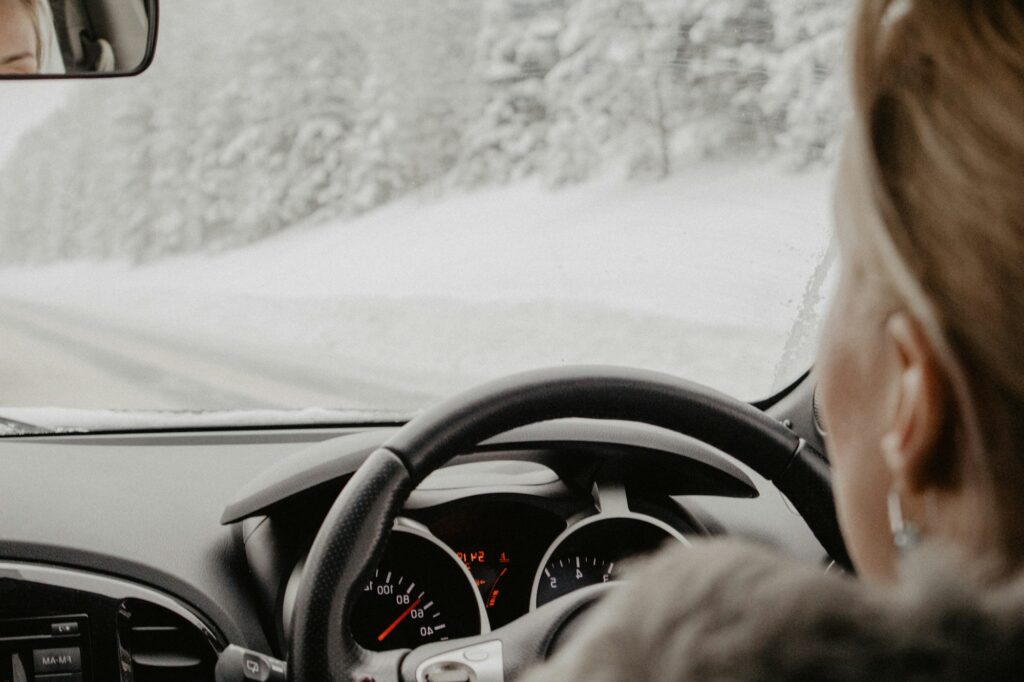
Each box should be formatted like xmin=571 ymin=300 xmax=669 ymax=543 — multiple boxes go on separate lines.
xmin=377 ymin=597 xmax=422 ymax=642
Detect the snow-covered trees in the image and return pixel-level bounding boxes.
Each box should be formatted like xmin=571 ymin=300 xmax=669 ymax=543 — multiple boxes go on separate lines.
xmin=763 ymin=0 xmax=852 ymax=166
xmin=454 ymin=0 xmax=563 ymax=186
xmin=0 ymin=0 xmax=850 ymax=265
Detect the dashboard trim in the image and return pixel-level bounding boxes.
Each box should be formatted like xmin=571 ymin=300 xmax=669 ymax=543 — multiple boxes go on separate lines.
xmin=221 ymin=420 xmax=758 ymax=524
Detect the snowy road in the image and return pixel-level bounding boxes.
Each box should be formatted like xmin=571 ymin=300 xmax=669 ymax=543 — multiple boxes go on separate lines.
xmin=0 ymin=295 xmax=435 ymax=411
xmin=0 ymin=167 xmax=835 ymax=417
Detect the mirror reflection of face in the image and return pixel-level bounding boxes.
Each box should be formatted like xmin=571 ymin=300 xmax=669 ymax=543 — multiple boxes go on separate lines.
xmin=0 ymin=0 xmax=39 ymax=75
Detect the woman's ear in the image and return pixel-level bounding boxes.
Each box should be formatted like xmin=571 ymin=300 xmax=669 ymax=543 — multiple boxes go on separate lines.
xmin=881 ymin=312 xmax=953 ymax=494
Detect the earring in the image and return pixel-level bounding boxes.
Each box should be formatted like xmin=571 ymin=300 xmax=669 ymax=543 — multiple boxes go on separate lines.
xmin=887 ymin=483 xmax=921 ymax=552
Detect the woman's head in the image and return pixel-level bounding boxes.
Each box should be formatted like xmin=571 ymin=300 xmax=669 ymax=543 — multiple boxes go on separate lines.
xmin=0 ymin=0 xmax=41 ymax=75
xmin=819 ymin=0 xmax=1024 ymax=579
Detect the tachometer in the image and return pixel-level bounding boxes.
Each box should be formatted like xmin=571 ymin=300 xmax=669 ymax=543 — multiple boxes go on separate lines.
xmin=350 ymin=526 xmax=486 ymax=651
xmin=535 ymin=554 xmax=615 ymax=607
xmin=531 ymin=515 xmax=688 ymax=609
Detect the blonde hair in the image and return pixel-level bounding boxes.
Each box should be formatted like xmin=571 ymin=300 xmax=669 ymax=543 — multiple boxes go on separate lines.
xmin=851 ymin=0 xmax=1024 ymax=561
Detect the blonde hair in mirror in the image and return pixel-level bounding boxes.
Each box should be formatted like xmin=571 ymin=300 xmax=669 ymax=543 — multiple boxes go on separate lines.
xmin=851 ymin=0 xmax=1024 ymax=565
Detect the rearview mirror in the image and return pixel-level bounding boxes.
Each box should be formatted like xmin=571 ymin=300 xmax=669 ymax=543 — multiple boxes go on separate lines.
xmin=0 ymin=0 xmax=156 ymax=78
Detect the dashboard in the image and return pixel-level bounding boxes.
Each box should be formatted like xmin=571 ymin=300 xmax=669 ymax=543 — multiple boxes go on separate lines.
xmin=0 ymin=373 xmax=830 ymax=679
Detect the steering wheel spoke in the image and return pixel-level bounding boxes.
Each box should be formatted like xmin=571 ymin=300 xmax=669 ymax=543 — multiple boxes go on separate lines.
xmin=400 ymin=583 xmax=612 ymax=682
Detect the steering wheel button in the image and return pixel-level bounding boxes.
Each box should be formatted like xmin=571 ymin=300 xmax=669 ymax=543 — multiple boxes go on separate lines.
xmin=242 ymin=652 xmax=269 ymax=681
xmin=463 ymin=647 xmax=489 ymax=662
xmin=422 ymin=662 xmax=473 ymax=682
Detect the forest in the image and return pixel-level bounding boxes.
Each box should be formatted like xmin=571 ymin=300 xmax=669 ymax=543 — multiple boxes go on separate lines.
xmin=0 ymin=0 xmax=850 ymax=264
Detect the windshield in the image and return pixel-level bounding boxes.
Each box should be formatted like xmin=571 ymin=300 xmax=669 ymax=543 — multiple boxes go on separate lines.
xmin=0 ymin=0 xmax=845 ymax=431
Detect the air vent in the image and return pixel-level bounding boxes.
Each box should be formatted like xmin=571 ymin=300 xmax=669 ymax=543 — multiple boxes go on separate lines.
xmin=118 ymin=599 xmax=217 ymax=682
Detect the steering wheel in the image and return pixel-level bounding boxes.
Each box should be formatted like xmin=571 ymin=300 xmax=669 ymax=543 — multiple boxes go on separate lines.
xmin=282 ymin=366 xmax=848 ymax=681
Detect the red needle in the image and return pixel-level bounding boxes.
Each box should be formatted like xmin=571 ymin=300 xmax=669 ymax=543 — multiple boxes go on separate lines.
xmin=377 ymin=597 xmax=422 ymax=642
xmin=487 ymin=567 xmax=509 ymax=607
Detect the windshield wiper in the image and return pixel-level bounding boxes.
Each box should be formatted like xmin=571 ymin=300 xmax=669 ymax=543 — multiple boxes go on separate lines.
xmin=0 ymin=415 xmax=54 ymax=436
xmin=0 ymin=408 xmax=412 ymax=437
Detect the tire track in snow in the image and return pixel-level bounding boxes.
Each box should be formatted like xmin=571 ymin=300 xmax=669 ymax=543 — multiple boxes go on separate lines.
xmin=0 ymin=296 xmax=432 ymax=410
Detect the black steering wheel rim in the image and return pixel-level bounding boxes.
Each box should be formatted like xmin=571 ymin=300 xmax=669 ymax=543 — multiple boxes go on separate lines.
xmin=288 ymin=365 xmax=850 ymax=681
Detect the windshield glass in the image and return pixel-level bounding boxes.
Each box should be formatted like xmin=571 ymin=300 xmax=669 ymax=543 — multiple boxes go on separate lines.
xmin=0 ymin=0 xmax=845 ymax=431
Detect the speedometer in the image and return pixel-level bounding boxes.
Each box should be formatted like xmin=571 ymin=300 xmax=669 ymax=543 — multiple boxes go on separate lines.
xmin=353 ymin=568 xmax=452 ymax=650
xmin=350 ymin=526 xmax=486 ymax=651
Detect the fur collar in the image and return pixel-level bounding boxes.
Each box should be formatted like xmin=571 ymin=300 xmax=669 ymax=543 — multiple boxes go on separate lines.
xmin=522 ymin=540 xmax=1024 ymax=681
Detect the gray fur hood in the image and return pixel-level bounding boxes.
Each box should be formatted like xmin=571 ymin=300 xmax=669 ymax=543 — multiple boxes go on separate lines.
xmin=521 ymin=540 xmax=1024 ymax=681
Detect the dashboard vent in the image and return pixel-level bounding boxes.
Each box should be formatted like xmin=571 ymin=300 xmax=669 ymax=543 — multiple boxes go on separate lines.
xmin=120 ymin=599 xmax=217 ymax=682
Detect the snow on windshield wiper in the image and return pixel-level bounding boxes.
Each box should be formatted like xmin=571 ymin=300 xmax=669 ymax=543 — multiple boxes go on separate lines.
xmin=0 ymin=407 xmax=412 ymax=436
xmin=0 ymin=415 xmax=56 ymax=436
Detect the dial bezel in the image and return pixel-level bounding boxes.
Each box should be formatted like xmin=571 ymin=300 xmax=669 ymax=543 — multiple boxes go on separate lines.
xmin=529 ymin=486 xmax=689 ymax=610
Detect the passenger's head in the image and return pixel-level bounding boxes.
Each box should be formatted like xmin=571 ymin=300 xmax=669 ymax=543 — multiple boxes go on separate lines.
xmin=818 ymin=0 xmax=1024 ymax=579
xmin=0 ymin=0 xmax=41 ymax=75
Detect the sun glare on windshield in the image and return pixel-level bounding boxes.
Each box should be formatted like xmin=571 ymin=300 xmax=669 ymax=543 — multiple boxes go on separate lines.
xmin=0 ymin=0 xmax=846 ymax=430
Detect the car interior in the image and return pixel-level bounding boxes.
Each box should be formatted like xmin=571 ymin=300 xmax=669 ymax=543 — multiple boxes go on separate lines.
xmin=0 ymin=364 xmax=844 ymax=682
xmin=0 ymin=0 xmax=854 ymax=681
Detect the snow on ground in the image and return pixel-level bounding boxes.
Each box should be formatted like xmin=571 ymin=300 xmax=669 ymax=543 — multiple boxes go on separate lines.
xmin=0 ymin=163 xmax=834 ymax=413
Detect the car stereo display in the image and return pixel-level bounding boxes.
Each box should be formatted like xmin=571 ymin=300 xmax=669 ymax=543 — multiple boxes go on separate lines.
xmin=0 ymin=615 xmax=90 ymax=682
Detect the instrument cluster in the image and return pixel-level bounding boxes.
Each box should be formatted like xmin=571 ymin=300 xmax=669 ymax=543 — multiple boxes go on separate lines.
xmin=350 ymin=496 xmax=691 ymax=651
